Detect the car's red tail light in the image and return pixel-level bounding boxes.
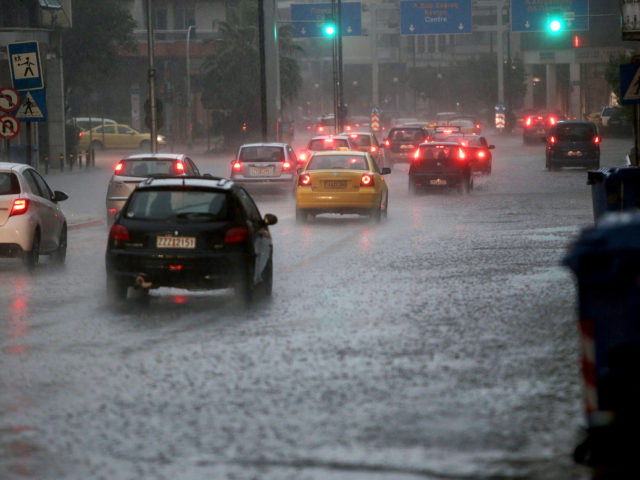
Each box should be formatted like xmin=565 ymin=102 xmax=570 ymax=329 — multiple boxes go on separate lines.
xmin=298 ymin=173 xmax=312 ymax=186
xmin=114 ymin=161 xmax=124 ymax=173
xmin=175 ymin=161 xmax=185 ymax=173
xmin=78 ymin=131 xmax=83 ymax=138
xmin=594 ymin=136 xmax=601 ymax=144
xmin=459 ymin=139 xmax=468 ymax=147
xmin=232 ymin=161 xmax=242 ymax=172
xmin=298 ymin=152 xmax=307 ymax=163
xmin=224 ymin=226 xmax=249 ymax=244
xmin=282 ymin=161 xmax=292 ymax=171
xmin=345 ymin=125 xmax=352 ymax=131
xmin=370 ymin=145 xmax=377 ymax=153
xmin=458 ymin=148 xmax=466 ymax=160
xmin=109 ymin=224 xmax=130 ymax=242
xmin=525 ymin=117 xmax=532 ymax=127
xmin=169 ymin=265 xmax=183 ymax=271
xmin=549 ymin=116 xmax=557 ymax=125
xmin=384 ymin=139 xmax=390 ymax=147
xmin=477 ymin=150 xmax=486 ymax=159
xmin=323 ymin=137 xmax=334 ymax=144
xmin=318 ymin=126 xmax=325 ymax=132
xmin=10 ymin=198 xmax=28 ymax=216
xmin=360 ymin=174 xmax=374 ymax=187
xmin=475 ymin=123 xmax=481 ymax=129
xmin=549 ymin=136 xmax=556 ymax=144
xmin=413 ymin=148 xmax=421 ymax=160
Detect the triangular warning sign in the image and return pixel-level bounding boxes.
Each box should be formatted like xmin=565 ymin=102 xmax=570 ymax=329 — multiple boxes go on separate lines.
xmin=624 ymin=68 xmax=640 ymax=102
xmin=16 ymin=91 xmax=44 ymax=119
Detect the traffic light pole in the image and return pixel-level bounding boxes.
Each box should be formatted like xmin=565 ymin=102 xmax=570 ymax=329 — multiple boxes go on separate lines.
xmin=146 ymin=0 xmax=158 ymax=153
xmin=337 ymin=0 xmax=344 ymax=133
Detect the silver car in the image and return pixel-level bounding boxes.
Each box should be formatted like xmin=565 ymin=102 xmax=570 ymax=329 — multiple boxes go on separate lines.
xmin=0 ymin=162 xmax=68 ymax=270
xmin=230 ymin=143 xmax=298 ymax=192
xmin=105 ymin=153 xmax=201 ymax=225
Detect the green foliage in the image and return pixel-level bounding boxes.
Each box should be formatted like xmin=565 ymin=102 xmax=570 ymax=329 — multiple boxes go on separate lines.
xmin=201 ymin=0 xmax=302 ymax=143
xmin=62 ymin=0 xmax=136 ymax=93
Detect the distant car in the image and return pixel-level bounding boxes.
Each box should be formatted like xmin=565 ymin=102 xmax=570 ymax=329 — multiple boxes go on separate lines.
xmin=340 ymin=131 xmax=384 ymax=167
xmin=68 ymin=117 xmax=117 ymax=132
xmin=383 ymin=126 xmax=432 ymax=166
xmin=545 ymin=121 xmax=600 ymax=170
xmin=522 ymin=111 xmax=563 ymax=144
xmin=77 ymin=123 xmax=167 ymax=150
xmin=599 ymin=106 xmax=620 ymax=128
xmin=314 ymin=114 xmax=336 ymax=134
xmin=297 ymin=135 xmax=356 ymax=164
xmin=448 ymin=116 xmax=481 ymax=134
xmin=430 ymin=125 xmax=463 ymax=141
xmin=296 ymin=150 xmax=390 ymax=223
xmin=448 ymin=134 xmax=495 ymax=174
xmin=408 ymin=142 xmax=473 ymax=194
xmin=105 ymin=153 xmax=201 ymax=225
xmin=346 ymin=115 xmax=371 ymax=131
xmin=105 ymin=176 xmax=277 ymax=303
xmin=230 ymin=143 xmax=298 ymax=192
xmin=0 ymin=162 xmax=68 ymax=270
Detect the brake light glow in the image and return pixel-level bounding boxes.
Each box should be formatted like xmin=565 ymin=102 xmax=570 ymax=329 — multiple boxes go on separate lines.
xmin=384 ymin=139 xmax=390 ymax=147
xmin=224 ymin=226 xmax=250 ymax=244
xmin=594 ymin=136 xmax=601 ymax=144
xmin=169 ymin=265 xmax=183 ymax=271
xmin=350 ymin=134 xmax=358 ymax=139
xmin=478 ymin=150 xmax=486 ymax=159
xmin=299 ymin=152 xmax=307 ymax=162
xmin=475 ymin=124 xmax=481 ymax=129
xmin=298 ymin=173 xmax=312 ymax=186
xmin=10 ymin=198 xmax=28 ymax=216
xmin=360 ymin=174 xmax=374 ymax=187
xmin=549 ymin=116 xmax=557 ymax=125
xmin=324 ymin=137 xmax=334 ymax=143
xmin=114 ymin=161 xmax=124 ymax=173
xmin=175 ymin=161 xmax=185 ymax=173
xmin=458 ymin=148 xmax=466 ymax=160
xmin=345 ymin=125 xmax=352 ymax=131
xmin=549 ymin=136 xmax=556 ymax=144
xmin=318 ymin=126 xmax=325 ymax=132
xmin=109 ymin=224 xmax=130 ymax=242
xmin=282 ymin=161 xmax=292 ymax=171
xmin=370 ymin=146 xmax=377 ymax=153
xmin=78 ymin=131 xmax=83 ymax=138
xmin=232 ymin=161 xmax=242 ymax=172
xmin=413 ymin=148 xmax=421 ymax=160
xmin=525 ymin=117 xmax=532 ymax=127
xmin=459 ymin=139 xmax=469 ymax=147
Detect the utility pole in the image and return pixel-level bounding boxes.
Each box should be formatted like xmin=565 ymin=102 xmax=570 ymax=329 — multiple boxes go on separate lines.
xmin=186 ymin=25 xmax=195 ymax=149
xmin=146 ymin=0 xmax=158 ymax=153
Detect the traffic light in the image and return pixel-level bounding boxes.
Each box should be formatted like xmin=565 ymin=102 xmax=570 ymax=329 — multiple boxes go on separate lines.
xmin=547 ymin=16 xmax=564 ymax=34
xmin=323 ymin=14 xmax=336 ymax=37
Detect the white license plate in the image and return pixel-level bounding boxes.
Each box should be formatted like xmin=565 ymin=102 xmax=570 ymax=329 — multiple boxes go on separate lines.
xmin=250 ymin=166 xmax=274 ymax=176
xmin=156 ymin=236 xmax=196 ymax=249
xmin=430 ymin=179 xmax=447 ymax=185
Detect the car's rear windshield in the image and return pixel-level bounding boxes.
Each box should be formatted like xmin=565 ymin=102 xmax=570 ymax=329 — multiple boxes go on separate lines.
xmin=309 ymin=139 xmax=350 ymax=150
xmin=307 ymin=154 xmax=368 ymax=170
xmin=553 ymin=124 xmax=596 ymax=141
xmin=125 ymin=188 xmax=230 ymax=221
xmin=121 ymin=159 xmax=180 ymax=177
xmin=239 ymin=146 xmax=284 ymax=162
xmin=450 ymin=136 xmax=486 ymax=147
xmin=348 ymin=135 xmax=372 ymax=148
xmin=389 ymin=129 xmax=425 ymax=141
xmin=449 ymin=119 xmax=474 ymax=127
xmin=417 ymin=145 xmax=460 ymax=162
xmin=0 ymin=173 xmax=20 ymax=195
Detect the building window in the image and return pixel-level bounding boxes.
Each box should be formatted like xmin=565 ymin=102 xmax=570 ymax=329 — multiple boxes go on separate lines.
xmin=175 ymin=5 xmax=196 ymax=30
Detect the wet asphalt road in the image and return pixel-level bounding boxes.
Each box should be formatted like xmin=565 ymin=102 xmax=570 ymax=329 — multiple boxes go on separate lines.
xmin=0 ymin=132 xmax=633 ymax=479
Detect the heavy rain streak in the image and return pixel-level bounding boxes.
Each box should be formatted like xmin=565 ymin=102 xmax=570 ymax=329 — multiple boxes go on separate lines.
xmin=0 ymin=1 xmax=637 ymax=479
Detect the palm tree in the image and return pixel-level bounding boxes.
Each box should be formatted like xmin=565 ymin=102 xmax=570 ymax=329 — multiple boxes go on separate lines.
xmin=201 ymin=0 xmax=303 ymax=146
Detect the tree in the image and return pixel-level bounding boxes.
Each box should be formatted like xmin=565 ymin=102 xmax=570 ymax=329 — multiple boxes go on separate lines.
xmin=62 ymin=0 xmax=136 ymax=96
xmin=201 ymin=0 xmax=302 ymax=146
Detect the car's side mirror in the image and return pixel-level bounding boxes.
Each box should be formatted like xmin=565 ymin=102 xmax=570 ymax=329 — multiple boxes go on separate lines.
xmin=263 ymin=213 xmax=278 ymax=226
xmin=381 ymin=167 xmax=392 ymax=175
xmin=488 ymin=145 xmax=495 ymax=149
xmin=53 ymin=190 xmax=68 ymax=202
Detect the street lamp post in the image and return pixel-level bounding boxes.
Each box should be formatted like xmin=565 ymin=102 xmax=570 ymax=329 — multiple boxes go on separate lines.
xmin=186 ymin=24 xmax=195 ymax=149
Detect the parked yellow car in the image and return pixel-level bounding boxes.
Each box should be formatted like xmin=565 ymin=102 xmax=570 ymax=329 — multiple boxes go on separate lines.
xmin=77 ymin=124 xmax=166 ymax=150
xmin=296 ymin=150 xmax=390 ymax=223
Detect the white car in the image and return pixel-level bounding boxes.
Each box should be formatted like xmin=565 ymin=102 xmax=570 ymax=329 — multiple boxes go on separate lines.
xmin=0 ymin=163 xmax=68 ymax=270
xmin=105 ymin=153 xmax=201 ymax=225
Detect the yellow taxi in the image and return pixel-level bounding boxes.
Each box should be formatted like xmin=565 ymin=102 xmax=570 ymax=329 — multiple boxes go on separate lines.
xmin=77 ymin=124 xmax=166 ymax=150
xmin=295 ymin=150 xmax=391 ymax=223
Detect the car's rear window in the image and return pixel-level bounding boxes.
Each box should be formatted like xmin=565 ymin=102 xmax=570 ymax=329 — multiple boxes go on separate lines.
xmin=121 ymin=159 xmax=179 ymax=177
xmin=125 ymin=188 xmax=230 ymax=221
xmin=0 ymin=173 xmax=20 ymax=195
xmin=553 ymin=124 xmax=596 ymax=141
xmin=309 ymin=139 xmax=350 ymax=150
xmin=239 ymin=146 xmax=284 ymax=162
xmin=389 ymin=129 xmax=425 ymax=141
xmin=349 ymin=135 xmax=372 ymax=148
xmin=307 ymin=154 xmax=368 ymax=170
xmin=417 ymin=145 xmax=460 ymax=162
xmin=449 ymin=119 xmax=474 ymax=128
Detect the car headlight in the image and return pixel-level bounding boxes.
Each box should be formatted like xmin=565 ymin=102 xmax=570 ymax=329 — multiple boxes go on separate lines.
xmin=157 ymin=135 xmax=166 ymax=142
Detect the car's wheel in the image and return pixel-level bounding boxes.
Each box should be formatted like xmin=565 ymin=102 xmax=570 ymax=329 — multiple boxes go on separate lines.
xmin=295 ymin=207 xmax=307 ymax=224
xmin=90 ymin=140 xmax=103 ymax=151
xmin=51 ymin=224 xmax=67 ymax=265
xmin=370 ymin=204 xmax=382 ymax=223
xmin=24 ymin=229 xmax=40 ymax=271
xmin=139 ymin=140 xmax=150 ymax=150
xmin=107 ymin=274 xmax=128 ymax=301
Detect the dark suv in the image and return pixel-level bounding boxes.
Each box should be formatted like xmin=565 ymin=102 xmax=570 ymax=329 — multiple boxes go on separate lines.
xmin=523 ymin=111 xmax=563 ymax=144
xmin=408 ymin=142 xmax=473 ymax=194
xmin=383 ymin=126 xmax=431 ymax=166
xmin=545 ymin=121 xmax=600 ymax=170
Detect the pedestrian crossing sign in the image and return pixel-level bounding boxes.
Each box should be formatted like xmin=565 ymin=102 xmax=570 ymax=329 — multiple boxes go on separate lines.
xmin=15 ymin=89 xmax=47 ymax=122
xmin=620 ymin=63 xmax=640 ymax=105
xmin=8 ymin=41 xmax=44 ymax=91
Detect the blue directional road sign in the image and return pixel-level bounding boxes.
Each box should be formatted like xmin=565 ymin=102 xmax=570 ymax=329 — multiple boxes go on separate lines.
xmin=8 ymin=41 xmax=44 ymax=91
xmin=511 ymin=0 xmax=588 ymax=33
xmin=401 ymin=0 xmax=472 ymax=35
xmin=291 ymin=3 xmax=361 ymax=38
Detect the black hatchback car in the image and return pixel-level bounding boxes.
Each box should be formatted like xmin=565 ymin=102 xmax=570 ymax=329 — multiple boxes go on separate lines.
xmin=408 ymin=142 xmax=473 ymax=194
xmin=105 ymin=176 xmax=277 ymax=303
xmin=545 ymin=121 xmax=600 ymax=170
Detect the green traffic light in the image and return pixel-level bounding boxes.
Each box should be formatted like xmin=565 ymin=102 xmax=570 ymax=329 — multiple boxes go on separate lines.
xmin=548 ymin=18 xmax=563 ymax=32
xmin=324 ymin=24 xmax=335 ymax=36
